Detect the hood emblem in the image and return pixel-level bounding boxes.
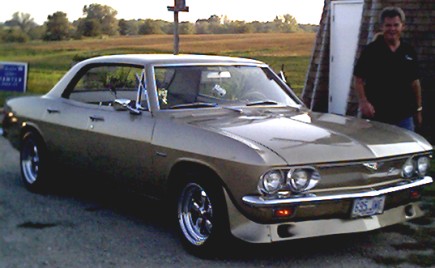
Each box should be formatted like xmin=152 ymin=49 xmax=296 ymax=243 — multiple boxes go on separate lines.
xmin=363 ymin=162 xmax=382 ymax=171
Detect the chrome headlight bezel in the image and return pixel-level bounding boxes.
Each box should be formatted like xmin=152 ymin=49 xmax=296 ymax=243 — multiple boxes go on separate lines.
xmin=258 ymin=170 xmax=286 ymax=195
xmin=287 ymin=167 xmax=321 ymax=193
xmin=416 ymin=156 xmax=430 ymax=176
xmin=402 ymin=155 xmax=432 ymax=178
xmin=258 ymin=166 xmax=321 ymax=195
xmin=402 ymin=158 xmax=416 ymax=178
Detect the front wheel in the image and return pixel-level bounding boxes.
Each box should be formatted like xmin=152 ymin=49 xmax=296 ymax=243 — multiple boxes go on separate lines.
xmin=20 ymin=131 xmax=51 ymax=192
xmin=176 ymin=173 xmax=229 ymax=257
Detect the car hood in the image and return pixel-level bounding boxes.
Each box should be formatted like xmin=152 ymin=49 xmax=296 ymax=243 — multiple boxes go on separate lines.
xmin=185 ymin=107 xmax=432 ymax=165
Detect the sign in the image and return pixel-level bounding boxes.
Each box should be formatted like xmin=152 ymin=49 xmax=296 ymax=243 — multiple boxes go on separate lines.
xmin=0 ymin=62 xmax=28 ymax=92
xmin=167 ymin=0 xmax=189 ymax=12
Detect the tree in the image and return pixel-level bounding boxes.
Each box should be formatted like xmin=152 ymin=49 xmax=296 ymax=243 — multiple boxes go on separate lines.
xmin=82 ymin=4 xmax=118 ymax=35
xmin=76 ymin=18 xmax=101 ymax=37
xmin=179 ymin=22 xmax=195 ymax=34
xmin=207 ymin=15 xmax=223 ymax=34
xmin=6 ymin=12 xmax=37 ymax=33
xmin=28 ymin=25 xmax=46 ymax=40
xmin=195 ymin=19 xmax=209 ymax=34
xmin=273 ymin=14 xmax=299 ymax=33
xmin=119 ymin=19 xmax=139 ymax=36
xmin=0 ymin=24 xmax=4 ymax=41
xmin=226 ymin=21 xmax=253 ymax=34
xmin=3 ymin=12 xmax=38 ymax=41
xmin=138 ymin=19 xmax=165 ymax=35
xmin=44 ymin=12 xmax=70 ymax=41
xmin=2 ymin=28 xmax=29 ymax=43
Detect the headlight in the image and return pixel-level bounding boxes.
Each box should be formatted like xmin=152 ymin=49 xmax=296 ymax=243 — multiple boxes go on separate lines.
xmin=288 ymin=169 xmax=309 ymax=192
xmin=287 ymin=168 xmax=321 ymax=193
xmin=402 ymin=158 xmax=415 ymax=178
xmin=259 ymin=170 xmax=285 ymax=194
xmin=259 ymin=167 xmax=322 ymax=195
xmin=402 ymin=156 xmax=431 ymax=178
xmin=417 ymin=156 xmax=430 ymax=176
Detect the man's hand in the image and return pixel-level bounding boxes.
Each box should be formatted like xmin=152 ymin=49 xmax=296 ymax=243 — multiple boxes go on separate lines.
xmin=354 ymin=76 xmax=375 ymax=118
xmin=359 ymin=100 xmax=375 ymax=118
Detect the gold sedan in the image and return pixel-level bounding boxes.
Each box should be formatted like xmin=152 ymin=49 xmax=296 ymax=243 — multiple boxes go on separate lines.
xmin=2 ymin=54 xmax=433 ymax=257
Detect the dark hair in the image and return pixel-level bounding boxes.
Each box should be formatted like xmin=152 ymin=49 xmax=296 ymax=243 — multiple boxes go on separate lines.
xmin=380 ymin=6 xmax=406 ymax=23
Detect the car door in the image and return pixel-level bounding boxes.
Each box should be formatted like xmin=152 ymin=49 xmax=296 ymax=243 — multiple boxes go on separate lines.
xmin=40 ymin=98 xmax=97 ymax=170
xmin=64 ymin=64 xmax=156 ymax=191
xmin=85 ymin=106 xmax=155 ymax=191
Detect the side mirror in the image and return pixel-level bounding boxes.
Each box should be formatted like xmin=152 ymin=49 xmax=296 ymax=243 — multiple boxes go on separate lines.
xmin=113 ymin=99 xmax=142 ymax=115
xmin=279 ymin=64 xmax=286 ymax=83
xmin=113 ymin=99 xmax=130 ymax=111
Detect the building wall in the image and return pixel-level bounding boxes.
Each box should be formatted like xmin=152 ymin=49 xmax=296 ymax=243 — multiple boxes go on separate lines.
xmin=302 ymin=0 xmax=434 ymax=142
xmin=302 ymin=0 xmax=331 ymax=112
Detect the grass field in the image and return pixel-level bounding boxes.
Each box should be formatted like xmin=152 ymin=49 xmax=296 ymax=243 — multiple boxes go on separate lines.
xmin=1 ymin=33 xmax=434 ymax=191
xmin=0 ymin=33 xmax=316 ymax=107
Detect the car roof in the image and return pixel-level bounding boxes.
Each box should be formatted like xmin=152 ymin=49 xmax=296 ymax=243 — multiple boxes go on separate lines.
xmin=78 ymin=54 xmax=265 ymax=66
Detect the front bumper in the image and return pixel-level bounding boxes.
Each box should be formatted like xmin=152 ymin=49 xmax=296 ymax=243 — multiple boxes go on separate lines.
xmin=226 ymin=176 xmax=432 ymax=243
xmin=242 ymin=176 xmax=433 ymax=207
xmin=228 ymin=202 xmax=424 ymax=243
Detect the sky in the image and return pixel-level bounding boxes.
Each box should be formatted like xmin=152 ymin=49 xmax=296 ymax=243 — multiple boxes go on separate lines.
xmin=0 ymin=0 xmax=325 ymax=25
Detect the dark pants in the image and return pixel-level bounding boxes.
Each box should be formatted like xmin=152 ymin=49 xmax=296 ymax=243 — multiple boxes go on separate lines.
xmin=396 ymin=117 xmax=414 ymax=131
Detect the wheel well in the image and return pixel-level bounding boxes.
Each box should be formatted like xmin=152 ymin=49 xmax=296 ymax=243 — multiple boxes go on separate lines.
xmin=166 ymin=161 xmax=223 ymax=197
xmin=20 ymin=126 xmax=41 ymax=146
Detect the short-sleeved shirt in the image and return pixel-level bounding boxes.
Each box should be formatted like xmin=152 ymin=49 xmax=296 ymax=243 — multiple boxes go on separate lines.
xmin=353 ymin=37 xmax=419 ymax=124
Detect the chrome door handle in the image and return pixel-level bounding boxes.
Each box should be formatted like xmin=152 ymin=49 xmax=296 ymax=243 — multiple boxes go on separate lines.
xmin=47 ymin=108 xmax=60 ymax=114
xmin=89 ymin=116 xmax=105 ymax=122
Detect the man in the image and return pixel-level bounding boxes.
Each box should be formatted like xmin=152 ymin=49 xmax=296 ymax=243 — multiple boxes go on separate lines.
xmin=353 ymin=6 xmax=422 ymax=131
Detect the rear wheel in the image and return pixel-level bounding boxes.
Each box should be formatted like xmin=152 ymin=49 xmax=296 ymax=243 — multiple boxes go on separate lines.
xmin=20 ymin=130 xmax=51 ymax=192
xmin=175 ymin=171 xmax=229 ymax=257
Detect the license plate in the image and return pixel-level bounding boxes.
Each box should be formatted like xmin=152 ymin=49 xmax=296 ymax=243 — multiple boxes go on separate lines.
xmin=351 ymin=196 xmax=386 ymax=218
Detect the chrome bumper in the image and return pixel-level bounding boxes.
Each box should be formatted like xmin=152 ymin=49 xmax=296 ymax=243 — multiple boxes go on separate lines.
xmin=242 ymin=176 xmax=433 ymax=207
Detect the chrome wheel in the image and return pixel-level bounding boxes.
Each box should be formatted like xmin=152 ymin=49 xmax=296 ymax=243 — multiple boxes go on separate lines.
xmin=178 ymin=182 xmax=213 ymax=246
xmin=21 ymin=136 xmax=40 ymax=185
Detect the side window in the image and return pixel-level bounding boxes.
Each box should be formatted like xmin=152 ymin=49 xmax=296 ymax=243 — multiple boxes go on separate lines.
xmin=68 ymin=65 xmax=143 ymax=106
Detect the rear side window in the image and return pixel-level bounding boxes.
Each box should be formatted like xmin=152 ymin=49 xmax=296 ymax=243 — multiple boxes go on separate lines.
xmin=67 ymin=65 xmax=143 ymax=106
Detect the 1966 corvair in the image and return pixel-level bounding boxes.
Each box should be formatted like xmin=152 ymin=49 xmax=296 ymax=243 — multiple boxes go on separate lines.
xmin=2 ymin=54 xmax=432 ymax=256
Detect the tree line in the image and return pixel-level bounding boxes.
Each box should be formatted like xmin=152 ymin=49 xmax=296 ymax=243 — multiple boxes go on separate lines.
xmin=0 ymin=3 xmax=318 ymax=43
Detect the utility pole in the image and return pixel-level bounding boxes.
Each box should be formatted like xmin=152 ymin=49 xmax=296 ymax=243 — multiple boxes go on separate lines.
xmin=167 ymin=0 xmax=189 ymax=55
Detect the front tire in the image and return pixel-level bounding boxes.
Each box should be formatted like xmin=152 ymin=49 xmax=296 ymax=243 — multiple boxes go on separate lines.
xmin=176 ymin=172 xmax=229 ymax=257
xmin=20 ymin=130 xmax=51 ymax=192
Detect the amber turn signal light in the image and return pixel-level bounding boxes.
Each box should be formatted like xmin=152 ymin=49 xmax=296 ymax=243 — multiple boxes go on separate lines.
xmin=274 ymin=208 xmax=294 ymax=218
xmin=410 ymin=189 xmax=421 ymax=200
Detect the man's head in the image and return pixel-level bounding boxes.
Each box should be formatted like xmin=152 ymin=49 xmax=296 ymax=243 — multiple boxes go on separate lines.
xmin=380 ymin=7 xmax=405 ymax=44
xmin=380 ymin=6 xmax=406 ymax=24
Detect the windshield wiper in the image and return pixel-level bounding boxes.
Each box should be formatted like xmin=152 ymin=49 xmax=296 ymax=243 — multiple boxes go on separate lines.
xmin=169 ymin=102 xmax=218 ymax=109
xmin=246 ymin=100 xmax=279 ymax=106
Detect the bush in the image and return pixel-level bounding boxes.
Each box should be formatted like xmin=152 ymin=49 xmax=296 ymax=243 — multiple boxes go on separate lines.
xmin=2 ymin=28 xmax=29 ymax=43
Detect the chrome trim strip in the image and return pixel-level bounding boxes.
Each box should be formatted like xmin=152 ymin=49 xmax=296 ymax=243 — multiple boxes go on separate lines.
xmin=242 ymin=176 xmax=433 ymax=207
xmin=150 ymin=62 xmax=266 ymax=68
xmin=311 ymin=152 xmax=432 ymax=169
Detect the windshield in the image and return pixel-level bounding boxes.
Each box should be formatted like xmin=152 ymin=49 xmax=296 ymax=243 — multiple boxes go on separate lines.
xmin=154 ymin=65 xmax=300 ymax=109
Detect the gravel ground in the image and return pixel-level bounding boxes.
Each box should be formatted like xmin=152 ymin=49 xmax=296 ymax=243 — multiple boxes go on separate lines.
xmin=0 ymin=134 xmax=434 ymax=268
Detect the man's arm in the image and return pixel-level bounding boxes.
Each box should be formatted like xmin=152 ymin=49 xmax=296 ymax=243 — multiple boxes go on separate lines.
xmin=412 ymin=79 xmax=423 ymax=128
xmin=354 ymin=76 xmax=375 ymax=118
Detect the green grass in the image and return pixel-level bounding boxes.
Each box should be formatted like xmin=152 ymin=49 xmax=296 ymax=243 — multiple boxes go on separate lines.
xmin=255 ymin=55 xmax=310 ymax=95
xmin=0 ymin=54 xmax=309 ymax=106
xmin=0 ymin=33 xmax=314 ymax=107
